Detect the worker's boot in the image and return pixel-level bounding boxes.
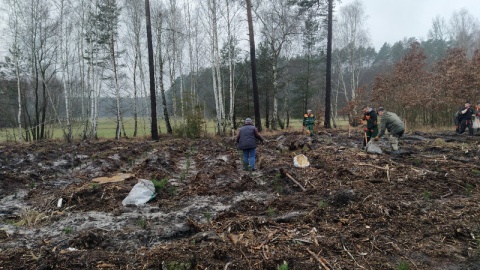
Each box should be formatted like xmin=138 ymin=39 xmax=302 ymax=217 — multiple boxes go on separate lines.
xmin=389 ymin=135 xmax=399 ymax=151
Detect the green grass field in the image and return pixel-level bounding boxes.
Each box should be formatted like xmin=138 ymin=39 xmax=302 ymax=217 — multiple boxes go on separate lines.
xmin=0 ymin=117 xmax=352 ymax=142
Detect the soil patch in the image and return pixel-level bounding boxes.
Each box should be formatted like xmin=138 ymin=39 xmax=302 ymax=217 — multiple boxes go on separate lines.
xmin=1 ymin=131 xmax=480 ymax=269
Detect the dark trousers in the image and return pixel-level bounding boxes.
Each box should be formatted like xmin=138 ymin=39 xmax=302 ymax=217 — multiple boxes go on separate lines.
xmin=363 ymin=126 xmax=379 ymax=147
xmin=459 ymin=120 xmax=473 ymax=136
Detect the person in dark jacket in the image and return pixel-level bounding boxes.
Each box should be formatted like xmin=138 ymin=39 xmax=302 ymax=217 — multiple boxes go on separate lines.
xmin=458 ymin=101 xmax=474 ymax=136
xmin=361 ymin=106 xmax=378 ymax=150
xmin=374 ymin=107 xmax=405 ymax=151
xmin=236 ymin=118 xmax=265 ymax=171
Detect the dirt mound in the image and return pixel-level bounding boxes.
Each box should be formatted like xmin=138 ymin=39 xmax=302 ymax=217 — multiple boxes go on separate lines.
xmin=1 ymin=131 xmax=480 ymax=269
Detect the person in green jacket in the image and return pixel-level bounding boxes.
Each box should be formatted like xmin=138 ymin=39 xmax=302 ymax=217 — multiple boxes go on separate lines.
xmin=374 ymin=107 xmax=405 ymax=151
xmin=302 ymin=109 xmax=316 ymax=136
xmin=361 ymin=106 xmax=379 ymax=150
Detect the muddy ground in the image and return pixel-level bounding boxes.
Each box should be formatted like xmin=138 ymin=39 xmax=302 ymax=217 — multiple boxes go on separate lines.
xmin=0 ymin=129 xmax=479 ymax=270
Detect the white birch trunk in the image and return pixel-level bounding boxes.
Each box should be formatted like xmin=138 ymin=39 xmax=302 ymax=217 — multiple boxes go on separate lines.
xmin=226 ymin=0 xmax=235 ymax=130
xmin=186 ymin=1 xmax=196 ymax=112
xmin=59 ymin=0 xmax=72 ymax=141
xmin=11 ymin=0 xmax=23 ymax=141
xmin=111 ymin=40 xmax=122 ymax=140
xmin=210 ymin=0 xmax=224 ymax=134
xmin=271 ymin=59 xmax=278 ymax=130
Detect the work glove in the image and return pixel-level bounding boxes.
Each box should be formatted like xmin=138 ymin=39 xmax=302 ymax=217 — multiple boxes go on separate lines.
xmin=374 ymin=136 xmax=379 ymax=141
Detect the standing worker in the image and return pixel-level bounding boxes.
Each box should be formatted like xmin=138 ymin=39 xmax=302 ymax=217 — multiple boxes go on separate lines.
xmin=458 ymin=101 xmax=474 ymax=136
xmin=361 ymin=106 xmax=378 ymax=150
xmin=236 ymin=118 xmax=265 ymax=171
xmin=474 ymin=103 xmax=480 ymax=135
xmin=303 ymin=109 xmax=316 ymax=136
xmin=374 ymin=107 xmax=405 ymax=151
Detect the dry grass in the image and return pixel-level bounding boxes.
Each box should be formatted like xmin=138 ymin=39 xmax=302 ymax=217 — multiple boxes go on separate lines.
xmin=15 ymin=209 xmax=48 ymax=227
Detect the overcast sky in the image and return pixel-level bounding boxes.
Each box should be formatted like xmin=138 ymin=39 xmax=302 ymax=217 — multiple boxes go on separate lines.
xmin=337 ymin=0 xmax=480 ymax=50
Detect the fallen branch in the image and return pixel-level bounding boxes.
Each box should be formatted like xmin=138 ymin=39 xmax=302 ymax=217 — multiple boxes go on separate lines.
xmin=356 ymin=162 xmax=387 ymax=170
xmin=307 ymin=249 xmax=330 ymax=270
xmin=342 ymin=244 xmax=365 ymax=269
xmin=441 ymin=189 xmax=453 ymax=199
xmin=280 ymin=169 xmax=306 ymax=191
xmin=355 ymin=162 xmax=390 ymax=182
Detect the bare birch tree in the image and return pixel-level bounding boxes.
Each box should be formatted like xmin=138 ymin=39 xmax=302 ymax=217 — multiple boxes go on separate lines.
xmin=152 ymin=3 xmax=172 ymax=134
xmin=4 ymin=0 xmax=24 ymax=141
xmin=333 ymin=0 xmax=370 ymax=103
xmin=124 ymin=0 xmax=148 ymax=137
xmin=255 ymin=0 xmax=300 ymax=130
xmin=203 ymin=0 xmax=225 ymax=134
xmin=448 ymin=9 xmax=480 ymax=57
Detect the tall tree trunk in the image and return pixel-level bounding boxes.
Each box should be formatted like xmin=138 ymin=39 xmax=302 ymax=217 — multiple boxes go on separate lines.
xmin=324 ymin=0 xmax=333 ymax=129
xmin=133 ymin=52 xmax=138 ymax=137
xmin=186 ymin=1 xmax=197 ymax=112
xmin=111 ymin=40 xmax=122 ymax=140
xmin=209 ymin=0 xmax=224 ymax=135
xmin=60 ymin=0 xmax=72 ymax=142
xmin=155 ymin=13 xmax=172 ymax=134
xmin=226 ymin=0 xmax=236 ymax=131
xmin=271 ymin=57 xmax=278 ymax=130
xmin=246 ymin=0 xmax=262 ymax=131
xmin=145 ymin=0 xmax=159 ymax=140
xmin=135 ymin=24 xmax=149 ymax=136
xmin=11 ymin=0 xmax=23 ymax=141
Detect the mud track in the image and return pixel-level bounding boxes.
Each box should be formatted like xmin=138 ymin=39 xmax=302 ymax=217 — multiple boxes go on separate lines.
xmin=1 ymin=130 xmax=479 ymax=269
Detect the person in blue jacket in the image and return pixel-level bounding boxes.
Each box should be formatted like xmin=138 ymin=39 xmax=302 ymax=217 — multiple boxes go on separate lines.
xmin=236 ymin=118 xmax=265 ymax=171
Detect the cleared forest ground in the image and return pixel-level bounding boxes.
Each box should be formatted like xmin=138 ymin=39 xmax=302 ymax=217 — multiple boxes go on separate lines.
xmin=0 ymin=129 xmax=479 ymax=269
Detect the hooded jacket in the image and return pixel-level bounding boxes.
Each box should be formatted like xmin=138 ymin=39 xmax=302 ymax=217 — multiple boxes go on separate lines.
xmin=378 ymin=111 xmax=404 ymax=138
xmin=363 ymin=108 xmax=378 ymax=130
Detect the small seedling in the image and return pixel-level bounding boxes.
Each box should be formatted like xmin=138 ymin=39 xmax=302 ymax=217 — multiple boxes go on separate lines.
xmin=267 ymin=207 xmax=277 ymax=217
xmin=167 ymin=186 xmax=177 ymax=195
xmin=396 ymin=261 xmax=409 ymax=270
xmin=64 ymin=226 xmax=73 ymax=234
xmin=137 ymin=217 xmax=147 ymax=229
xmin=471 ymin=169 xmax=480 ymax=176
xmin=412 ymin=159 xmax=422 ymax=166
xmin=179 ymin=171 xmax=187 ymax=182
xmin=129 ymin=157 xmax=135 ymax=167
xmin=423 ymin=191 xmax=431 ymax=200
xmin=465 ymin=183 xmax=474 ymax=196
xmin=204 ymin=212 xmax=212 ymax=223
xmin=91 ymin=183 xmax=100 ymax=190
xmin=151 ymin=178 xmax=168 ymax=193
xmin=277 ymin=261 xmax=288 ymax=270
xmin=317 ymin=200 xmax=328 ymax=208
xmin=273 ymin=177 xmax=283 ymax=193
